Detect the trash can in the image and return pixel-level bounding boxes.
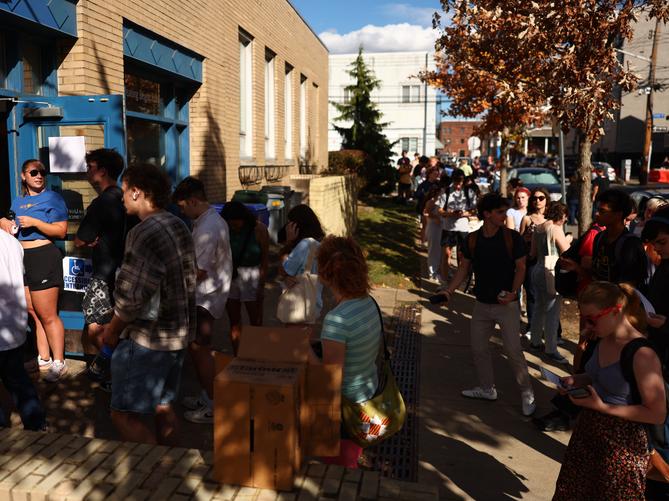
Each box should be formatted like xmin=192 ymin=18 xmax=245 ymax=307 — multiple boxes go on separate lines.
xmin=213 ymin=201 xmax=269 ymax=227
xmin=260 ymin=186 xmax=294 ymax=244
xmin=231 ymin=189 xmax=268 ymax=205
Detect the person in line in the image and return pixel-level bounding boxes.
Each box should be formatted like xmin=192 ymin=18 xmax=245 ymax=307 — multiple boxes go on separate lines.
xmin=220 ymin=201 xmax=269 ymax=354
xmin=506 ymin=187 xmax=530 ymax=232
xmin=0 ymin=160 xmax=68 ymax=382
xmin=278 ymin=204 xmax=326 ymax=327
xmin=423 ymin=185 xmax=445 ymax=281
xmin=528 ymin=202 xmax=572 ymax=364
xmin=316 ymin=236 xmax=381 ymax=469
xmin=553 ymin=282 xmax=666 ymax=501
xmin=566 ymin=174 xmax=579 ymax=225
xmin=415 ymin=166 xmax=441 ymax=246
xmin=173 ymin=177 xmax=232 ymax=425
xmin=103 ymin=164 xmax=196 ymax=445
xmin=634 ymin=197 xmax=668 ymax=275
xmin=519 ymin=188 xmax=549 ymax=334
xmin=438 ymin=168 xmax=477 ymax=281
xmin=74 ymin=149 xmax=126 ymax=384
xmin=397 ymin=156 xmax=413 ymax=204
xmin=442 ymin=193 xmax=536 ymax=416
xmin=591 ymin=164 xmax=610 ymax=214
xmin=0 ymin=230 xmax=47 ymax=431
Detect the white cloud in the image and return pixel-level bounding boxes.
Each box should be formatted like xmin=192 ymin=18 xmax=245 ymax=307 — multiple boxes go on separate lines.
xmin=320 ymin=23 xmax=438 ymax=54
xmin=384 ymin=3 xmax=438 ymax=27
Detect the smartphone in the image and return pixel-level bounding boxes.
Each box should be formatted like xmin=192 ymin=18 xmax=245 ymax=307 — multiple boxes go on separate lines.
xmin=428 ymin=293 xmax=448 ymax=304
xmin=567 ymin=387 xmax=590 ymax=399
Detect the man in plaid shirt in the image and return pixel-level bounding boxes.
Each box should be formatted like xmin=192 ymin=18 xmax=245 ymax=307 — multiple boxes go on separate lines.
xmin=104 ymin=163 xmax=196 ymax=444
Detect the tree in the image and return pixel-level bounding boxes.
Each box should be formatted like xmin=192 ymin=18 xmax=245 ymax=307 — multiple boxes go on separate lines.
xmin=422 ymin=2 xmax=548 ymax=197
xmin=332 ymin=48 xmax=396 ymax=195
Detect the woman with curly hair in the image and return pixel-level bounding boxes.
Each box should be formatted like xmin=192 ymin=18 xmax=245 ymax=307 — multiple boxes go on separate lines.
xmin=316 ymin=236 xmax=381 ymax=468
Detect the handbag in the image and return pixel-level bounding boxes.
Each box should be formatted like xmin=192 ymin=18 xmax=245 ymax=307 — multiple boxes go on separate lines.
xmin=341 ymin=298 xmax=406 ymax=448
xmin=276 ymin=240 xmax=319 ymax=324
xmin=543 ymin=225 xmax=559 ymax=297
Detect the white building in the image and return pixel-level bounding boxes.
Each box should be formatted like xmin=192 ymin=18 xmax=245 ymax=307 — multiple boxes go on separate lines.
xmin=328 ymin=51 xmax=438 ymax=160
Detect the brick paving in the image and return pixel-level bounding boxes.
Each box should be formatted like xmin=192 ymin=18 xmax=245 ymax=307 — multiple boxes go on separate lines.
xmin=0 ymin=428 xmax=438 ymax=500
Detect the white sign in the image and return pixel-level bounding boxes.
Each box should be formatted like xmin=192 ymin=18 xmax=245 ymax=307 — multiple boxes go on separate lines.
xmin=470 ymin=149 xmax=481 ymax=159
xmin=49 ymin=136 xmax=87 ymax=173
xmin=467 ymin=136 xmax=481 ymax=151
xmin=62 ymin=257 xmax=93 ymax=292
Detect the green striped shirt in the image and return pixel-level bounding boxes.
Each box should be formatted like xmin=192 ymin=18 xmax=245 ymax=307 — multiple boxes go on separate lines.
xmin=321 ymin=296 xmax=381 ymax=403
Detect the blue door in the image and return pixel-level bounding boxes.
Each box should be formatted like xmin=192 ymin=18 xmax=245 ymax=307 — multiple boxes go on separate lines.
xmin=6 ymin=95 xmax=125 ymax=335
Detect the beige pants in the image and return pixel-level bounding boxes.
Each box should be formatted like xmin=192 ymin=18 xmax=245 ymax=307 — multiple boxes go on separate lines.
xmin=470 ymin=301 xmax=532 ymax=393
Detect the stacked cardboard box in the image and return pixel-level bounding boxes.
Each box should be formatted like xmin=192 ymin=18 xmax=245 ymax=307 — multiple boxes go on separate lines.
xmin=213 ymin=326 xmax=342 ymax=490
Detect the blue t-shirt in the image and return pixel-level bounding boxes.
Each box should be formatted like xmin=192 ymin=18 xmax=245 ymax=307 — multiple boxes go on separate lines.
xmin=283 ymin=238 xmax=323 ymax=310
xmin=320 ymin=296 xmax=381 ymax=403
xmin=11 ymin=190 xmax=68 ymax=241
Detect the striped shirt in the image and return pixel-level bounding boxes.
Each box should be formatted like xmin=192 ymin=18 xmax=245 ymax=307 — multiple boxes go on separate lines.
xmin=114 ymin=211 xmax=197 ymax=351
xmin=321 ymin=296 xmax=381 ymax=403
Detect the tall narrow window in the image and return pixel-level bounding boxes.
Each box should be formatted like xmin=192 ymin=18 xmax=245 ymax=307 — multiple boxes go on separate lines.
xmin=264 ymin=49 xmax=276 ymax=159
xmin=401 ymin=85 xmax=421 ymax=103
xmin=284 ymin=64 xmax=293 ymax=160
xmin=239 ymin=30 xmax=253 ymax=159
xmin=300 ymin=74 xmax=307 ymax=158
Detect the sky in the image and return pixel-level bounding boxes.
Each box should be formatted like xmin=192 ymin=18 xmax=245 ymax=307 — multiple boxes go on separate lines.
xmin=289 ymin=1 xmax=442 ymax=54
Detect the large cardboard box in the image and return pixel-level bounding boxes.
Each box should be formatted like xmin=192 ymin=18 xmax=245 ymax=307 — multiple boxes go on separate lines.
xmin=213 ymin=326 xmax=342 ymax=490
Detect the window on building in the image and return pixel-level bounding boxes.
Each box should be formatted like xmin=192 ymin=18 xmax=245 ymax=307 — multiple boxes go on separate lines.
xmin=343 ymin=88 xmax=350 ymax=103
xmin=401 ymin=138 xmax=419 ymax=153
xmin=401 ymin=85 xmax=420 ymax=103
xmin=460 ymin=138 xmax=465 ymax=144
xmin=300 ymin=74 xmax=307 ymax=158
xmin=264 ymin=48 xmax=276 ymax=159
xmin=239 ymin=30 xmax=254 ymax=159
xmin=284 ymin=64 xmax=293 ymax=160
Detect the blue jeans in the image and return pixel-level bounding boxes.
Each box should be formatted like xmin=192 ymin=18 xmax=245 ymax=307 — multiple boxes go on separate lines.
xmin=0 ymin=344 xmax=46 ymax=430
xmin=530 ymin=264 xmax=561 ymax=355
xmin=568 ymin=200 xmax=578 ymax=225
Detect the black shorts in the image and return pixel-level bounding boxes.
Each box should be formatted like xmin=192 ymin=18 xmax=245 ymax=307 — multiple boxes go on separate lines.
xmin=440 ymin=230 xmax=468 ymax=250
xmin=23 ymin=243 xmax=63 ymax=291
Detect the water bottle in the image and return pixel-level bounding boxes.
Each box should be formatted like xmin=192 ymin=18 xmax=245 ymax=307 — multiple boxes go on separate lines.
xmin=7 ymin=210 xmax=18 ymax=236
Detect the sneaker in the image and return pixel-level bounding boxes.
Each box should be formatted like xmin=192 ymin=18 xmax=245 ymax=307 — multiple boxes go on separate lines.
xmin=545 ymin=352 xmax=569 ymax=365
xmin=532 ymin=410 xmax=570 ymax=432
xmin=86 ymin=354 xmax=110 ymax=382
xmin=461 ymin=386 xmax=498 ymax=401
xmin=182 ymin=395 xmax=207 ymax=411
xmin=38 ymin=357 xmax=52 ymax=372
xmin=521 ymin=390 xmax=536 ymax=416
xmin=43 ymin=360 xmax=67 ymax=382
xmin=184 ymin=405 xmax=214 ymax=424
xmin=528 ymin=343 xmax=542 ymax=353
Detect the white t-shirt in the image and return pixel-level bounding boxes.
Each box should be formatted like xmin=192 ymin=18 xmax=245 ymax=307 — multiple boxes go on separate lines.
xmin=193 ymin=207 xmax=233 ymax=319
xmin=507 ymin=207 xmax=526 ymax=232
xmin=0 ymin=231 xmax=27 ymax=351
xmin=439 ymin=187 xmax=476 ymax=232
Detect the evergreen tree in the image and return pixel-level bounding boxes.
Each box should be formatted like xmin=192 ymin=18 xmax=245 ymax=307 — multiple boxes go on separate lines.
xmin=332 ymin=48 xmax=396 ymax=195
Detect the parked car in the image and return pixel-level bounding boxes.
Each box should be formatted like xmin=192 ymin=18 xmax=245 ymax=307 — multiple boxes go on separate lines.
xmin=507 ymin=167 xmax=563 ymax=201
xmin=592 ymin=161 xmax=617 ymax=182
xmin=624 ymin=187 xmax=669 ymax=216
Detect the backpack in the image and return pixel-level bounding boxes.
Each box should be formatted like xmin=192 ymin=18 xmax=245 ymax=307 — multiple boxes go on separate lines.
xmin=620 ymin=337 xmax=669 ymax=448
xmin=467 ymin=227 xmax=514 ymax=260
xmin=591 ymin=230 xmax=648 ymax=285
xmin=555 ymin=225 xmax=604 ymax=298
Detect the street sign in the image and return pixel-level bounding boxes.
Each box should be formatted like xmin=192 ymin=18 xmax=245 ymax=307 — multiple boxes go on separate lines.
xmin=653 ymin=125 xmax=669 ymax=133
xmin=653 ymin=113 xmax=666 ymax=119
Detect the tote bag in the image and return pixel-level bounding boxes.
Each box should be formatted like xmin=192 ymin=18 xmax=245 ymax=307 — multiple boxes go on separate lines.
xmin=276 ymin=240 xmax=319 ymax=324
xmin=543 ymin=225 xmax=559 ymax=296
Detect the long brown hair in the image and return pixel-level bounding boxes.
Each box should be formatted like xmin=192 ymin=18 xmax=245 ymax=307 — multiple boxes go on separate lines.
xmin=316 ymin=236 xmax=370 ymax=297
xmin=578 ymin=281 xmax=647 ymax=333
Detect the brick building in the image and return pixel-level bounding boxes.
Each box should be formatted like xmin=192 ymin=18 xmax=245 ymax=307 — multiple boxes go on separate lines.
xmin=436 ymin=119 xmax=483 ymax=159
xmin=0 ymin=0 xmax=328 ymax=332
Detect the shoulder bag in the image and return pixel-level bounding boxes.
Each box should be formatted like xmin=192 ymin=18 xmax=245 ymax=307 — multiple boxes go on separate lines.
xmin=276 ymin=239 xmax=319 ymax=324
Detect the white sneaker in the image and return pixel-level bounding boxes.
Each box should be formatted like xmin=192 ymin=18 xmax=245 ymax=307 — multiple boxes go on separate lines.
xmin=43 ymin=360 xmax=68 ymax=382
xmin=184 ymin=405 xmax=213 ymax=424
xmin=182 ymin=395 xmax=207 ymax=411
xmin=461 ymin=386 xmax=498 ymax=401
xmin=38 ymin=356 xmax=53 ymax=372
xmin=521 ymin=390 xmax=536 ymax=416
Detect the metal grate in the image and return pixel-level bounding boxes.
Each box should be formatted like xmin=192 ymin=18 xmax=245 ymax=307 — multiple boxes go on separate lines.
xmin=363 ymin=303 xmax=421 ymax=482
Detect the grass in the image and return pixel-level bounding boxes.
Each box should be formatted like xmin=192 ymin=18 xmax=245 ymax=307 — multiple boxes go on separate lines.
xmin=355 ymin=197 xmax=421 ymax=289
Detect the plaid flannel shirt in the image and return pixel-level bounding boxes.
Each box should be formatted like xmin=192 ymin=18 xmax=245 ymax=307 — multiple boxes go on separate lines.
xmin=114 ymin=211 xmax=196 ymax=351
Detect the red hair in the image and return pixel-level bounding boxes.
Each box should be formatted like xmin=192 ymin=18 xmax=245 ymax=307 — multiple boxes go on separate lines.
xmin=317 ymin=236 xmax=370 ymax=297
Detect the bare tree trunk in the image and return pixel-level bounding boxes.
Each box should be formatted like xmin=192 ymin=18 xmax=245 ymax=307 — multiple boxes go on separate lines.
xmin=499 ymin=133 xmax=510 ymax=198
xmin=577 ymin=132 xmax=593 ymax=235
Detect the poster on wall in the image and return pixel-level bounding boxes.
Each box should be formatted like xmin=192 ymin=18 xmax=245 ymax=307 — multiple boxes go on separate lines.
xmin=49 ymin=136 xmax=87 ymax=173
xmin=62 ymin=257 xmax=93 ymax=292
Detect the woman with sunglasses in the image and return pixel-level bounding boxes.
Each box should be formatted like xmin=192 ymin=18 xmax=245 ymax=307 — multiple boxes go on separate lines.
xmin=519 ymin=188 xmax=549 ymax=330
xmin=553 ymin=281 xmax=666 ymax=501
xmin=0 ymin=160 xmax=68 ymax=382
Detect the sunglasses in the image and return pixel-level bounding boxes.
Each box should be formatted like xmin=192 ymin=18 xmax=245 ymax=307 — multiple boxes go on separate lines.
xmin=581 ymin=304 xmax=621 ymax=328
xmin=27 ymin=169 xmax=46 ymax=178
xmin=530 ymin=195 xmax=546 ymax=202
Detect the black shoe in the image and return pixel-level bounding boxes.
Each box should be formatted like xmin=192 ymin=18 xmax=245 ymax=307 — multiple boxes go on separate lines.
xmin=533 ymin=410 xmax=569 ymax=431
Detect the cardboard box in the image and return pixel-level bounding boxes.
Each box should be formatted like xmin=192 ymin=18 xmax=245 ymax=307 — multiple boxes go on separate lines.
xmin=213 ymin=326 xmax=342 ymax=490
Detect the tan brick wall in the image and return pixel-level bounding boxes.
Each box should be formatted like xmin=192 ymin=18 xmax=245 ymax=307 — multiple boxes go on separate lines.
xmin=56 ymin=0 xmax=329 ymax=201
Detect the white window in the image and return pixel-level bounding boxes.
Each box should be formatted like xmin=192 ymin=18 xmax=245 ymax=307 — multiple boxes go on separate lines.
xmin=401 ymin=138 xmax=419 ymax=153
xmin=239 ymin=30 xmax=253 ymax=158
xmin=284 ymin=64 xmax=293 ymax=160
xmin=401 ymin=85 xmax=421 ymax=103
xmin=300 ymin=74 xmax=307 ymax=158
xmin=264 ymin=49 xmax=276 ymax=159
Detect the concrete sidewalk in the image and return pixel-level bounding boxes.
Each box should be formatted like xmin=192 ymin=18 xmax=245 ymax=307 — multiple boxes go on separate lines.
xmin=372 ymin=280 xmax=574 ymax=501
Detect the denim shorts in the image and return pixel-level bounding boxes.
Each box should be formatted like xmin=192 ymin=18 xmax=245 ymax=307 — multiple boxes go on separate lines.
xmin=110 ymin=339 xmax=186 ymax=414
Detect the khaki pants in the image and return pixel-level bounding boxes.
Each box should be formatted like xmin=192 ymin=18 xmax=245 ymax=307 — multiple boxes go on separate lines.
xmin=470 ymin=301 xmax=532 ymax=393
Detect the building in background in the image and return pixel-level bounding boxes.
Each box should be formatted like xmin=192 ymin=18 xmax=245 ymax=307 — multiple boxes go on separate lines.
xmin=0 ymin=0 xmax=328 ymax=335
xmin=436 ymin=120 xmax=483 ymax=159
xmin=328 ymin=51 xmax=437 ymax=160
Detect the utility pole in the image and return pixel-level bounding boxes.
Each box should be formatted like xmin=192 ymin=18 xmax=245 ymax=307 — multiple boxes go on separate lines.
xmin=641 ymin=19 xmax=661 ymax=185
xmin=423 ymin=52 xmax=429 ymax=155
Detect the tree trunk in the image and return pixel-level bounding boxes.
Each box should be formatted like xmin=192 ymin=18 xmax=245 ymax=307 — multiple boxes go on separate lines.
xmin=577 ymin=132 xmax=593 ymax=235
xmin=499 ymin=133 xmax=510 ymax=198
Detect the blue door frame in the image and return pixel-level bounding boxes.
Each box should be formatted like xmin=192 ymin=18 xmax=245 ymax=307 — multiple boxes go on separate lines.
xmin=7 ymin=94 xmax=125 ymax=332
